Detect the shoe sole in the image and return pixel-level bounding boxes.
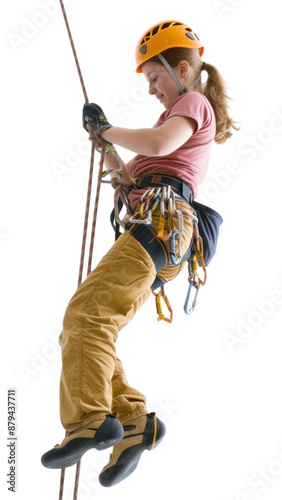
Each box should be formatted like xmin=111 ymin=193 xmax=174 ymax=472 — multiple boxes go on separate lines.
xmin=99 ymin=414 xmax=166 ymax=487
xmin=41 ymin=415 xmax=124 ymax=469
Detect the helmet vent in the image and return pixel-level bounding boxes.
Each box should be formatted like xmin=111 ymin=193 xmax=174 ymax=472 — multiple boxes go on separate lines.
xmin=186 ymin=32 xmax=195 ymax=41
xmin=141 ymin=35 xmax=150 ymax=44
xmin=161 ymin=22 xmax=171 ymax=30
xmin=141 ymin=22 xmax=185 ymax=43
xmin=139 ymin=44 xmax=147 ymax=55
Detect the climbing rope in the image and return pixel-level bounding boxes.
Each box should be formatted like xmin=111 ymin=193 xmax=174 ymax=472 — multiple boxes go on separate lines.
xmin=58 ymin=0 xmax=88 ymax=104
xmin=57 ymin=1 xmax=108 ymax=498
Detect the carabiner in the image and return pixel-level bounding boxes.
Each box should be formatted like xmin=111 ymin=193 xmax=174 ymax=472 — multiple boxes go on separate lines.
xmin=157 ymin=213 xmax=171 ymax=240
xmin=160 ymin=186 xmax=169 ymax=216
xmin=169 ymin=230 xmax=182 ymax=265
xmin=154 ymin=287 xmax=173 ymax=323
xmin=183 ymin=282 xmax=200 ymax=315
xmin=129 ymin=210 xmax=152 ymax=225
xmin=138 ymin=188 xmax=155 ymax=217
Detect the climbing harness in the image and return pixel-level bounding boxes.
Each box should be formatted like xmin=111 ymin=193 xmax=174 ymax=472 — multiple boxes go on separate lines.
xmin=115 ymin=175 xmax=222 ymax=322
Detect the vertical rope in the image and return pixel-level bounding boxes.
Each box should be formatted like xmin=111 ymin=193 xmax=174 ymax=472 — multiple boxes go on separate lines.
xmin=59 ymin=468 xmax=65 ymax=500
xmin=57 ymin=1 xmax=100 ymax=499
xmin=73 ymin=460 xmax=81 ymax=500
xmin=87 ymin=147 xmax=106 ymax=274
xmin=58 ymin=0 xmax=89 ymax=104
xmin=78 ymin=141 xmax=96 ymax=287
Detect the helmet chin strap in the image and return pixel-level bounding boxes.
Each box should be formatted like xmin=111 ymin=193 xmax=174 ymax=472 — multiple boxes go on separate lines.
xmin=157 ymin=54 xmax=201 ymax=94
xmin=157 ymin=54 xmax=186 ymax=93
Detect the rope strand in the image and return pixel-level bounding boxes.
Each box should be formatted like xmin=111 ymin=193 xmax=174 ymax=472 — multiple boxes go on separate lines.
xmin=78 ymin=141 xmax=96 ymax=287
xmin=73 ymin=460 xmax=81 ymax=500
xmin=57 ymin=1 xmax=100 ymax=498
xmin=59 ymin=468 xmax=65 ymax=500
xmin=58 ymin=0 xmax=89 ymax=104
xmin=87 ymin=145 xmax=106 ymax=274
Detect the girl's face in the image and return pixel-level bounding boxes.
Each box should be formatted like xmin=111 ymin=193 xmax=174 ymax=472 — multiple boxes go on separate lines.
xmin=142 ymin=61 xmax=185 ymax=109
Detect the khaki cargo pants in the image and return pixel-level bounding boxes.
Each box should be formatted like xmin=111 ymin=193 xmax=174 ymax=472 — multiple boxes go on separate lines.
xmin=59 ymin=201 xmax=193 ymax=431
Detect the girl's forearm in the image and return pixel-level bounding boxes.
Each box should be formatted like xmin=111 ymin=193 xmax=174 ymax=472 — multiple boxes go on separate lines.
xmin=101 ymin=127 xmax=161 ymax=157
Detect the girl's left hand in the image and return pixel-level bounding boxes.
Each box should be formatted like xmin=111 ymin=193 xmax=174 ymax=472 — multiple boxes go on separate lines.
xmin=86 ymin=122 xmax=105 ymax=148
xmin=82 ymin=103 xmax=112 ymax=135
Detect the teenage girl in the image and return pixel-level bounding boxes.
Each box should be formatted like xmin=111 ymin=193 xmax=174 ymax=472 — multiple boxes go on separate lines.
xmin=42 ymin=20 xmax=238 ymax=487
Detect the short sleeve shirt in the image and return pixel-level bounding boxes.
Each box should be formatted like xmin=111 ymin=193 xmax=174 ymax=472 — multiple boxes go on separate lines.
xmin=129 ymin=91 xmax=216 ymax=210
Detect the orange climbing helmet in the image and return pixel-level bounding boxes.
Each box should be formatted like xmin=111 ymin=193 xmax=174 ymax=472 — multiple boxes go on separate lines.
xmin=135 ymin=20 xmax=204 ymax=73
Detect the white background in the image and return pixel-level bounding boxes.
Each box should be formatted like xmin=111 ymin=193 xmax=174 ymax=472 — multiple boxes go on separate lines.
xmin=1 ymin=0 xmax=282 ymax=499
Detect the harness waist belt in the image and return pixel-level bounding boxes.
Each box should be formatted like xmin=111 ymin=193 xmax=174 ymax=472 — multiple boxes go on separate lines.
xmin=133 ymin=175 xmax=193 ymax=204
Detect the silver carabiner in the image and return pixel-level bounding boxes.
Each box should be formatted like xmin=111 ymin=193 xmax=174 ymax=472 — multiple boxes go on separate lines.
xmin=160 ymin=187 xmax=167 ymax=216
xmin=129 ymin=210 xmax=152 ymax=225
xmin=183 ymin=282 xmax=200 ymax=315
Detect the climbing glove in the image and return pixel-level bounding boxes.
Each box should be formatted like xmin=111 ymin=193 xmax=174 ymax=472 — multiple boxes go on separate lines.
xmin=83 ymin=103 xmax=112 ymax=136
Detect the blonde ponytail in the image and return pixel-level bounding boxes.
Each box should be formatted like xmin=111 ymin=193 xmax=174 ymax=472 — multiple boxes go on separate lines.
xmin=199 ymin=62 xmax=240 ymax=144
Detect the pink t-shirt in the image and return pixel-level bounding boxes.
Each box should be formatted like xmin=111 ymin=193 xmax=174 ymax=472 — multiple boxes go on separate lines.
xmin=128 ymin=91 xmax=216 ymax=211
